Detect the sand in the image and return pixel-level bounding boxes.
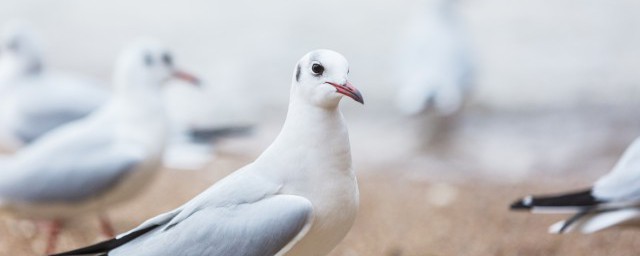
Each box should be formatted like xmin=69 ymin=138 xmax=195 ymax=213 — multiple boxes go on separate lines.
xmin=1 ymin=151 xmax=639 ymax=256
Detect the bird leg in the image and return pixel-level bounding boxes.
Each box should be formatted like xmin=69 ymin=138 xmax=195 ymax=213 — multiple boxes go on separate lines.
xmin=99 ymin=214 xmax=115 ymax=238
xmin=44 ymin=219 xmax=62 ymax=254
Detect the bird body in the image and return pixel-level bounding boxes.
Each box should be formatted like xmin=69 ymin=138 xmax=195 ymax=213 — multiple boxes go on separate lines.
xmin=0 ymin=39 xmax=199 ymax=254
xmin=0 ymin=103 xmax=161 ymax=220
xmin=395 ymin=0 xmax=473 ymax=116
xmin=0 ymin=22 xmax=108 ymax=148
xmin=0 ymin=72 xmax=108 ymax=145
xmin=252 ymin=98 xmax=358 ymax=255
xmin=511 ymin=137 xmax=640 ymax=233
xmin=54 ymin=49 xmax=363 ymax=256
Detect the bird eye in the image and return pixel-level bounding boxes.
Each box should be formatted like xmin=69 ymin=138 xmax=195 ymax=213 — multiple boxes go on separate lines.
xmin=144 ymin=54 xmax=153 ymax=66
xmin=311 ymin=63 xmax=324 ymax=75
xmin=162 ymin=53 xmax=173 ymax=66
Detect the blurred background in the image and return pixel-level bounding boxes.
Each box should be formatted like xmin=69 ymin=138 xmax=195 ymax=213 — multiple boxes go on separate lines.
xmin=0 ymin=0 xmax=639 ymax=255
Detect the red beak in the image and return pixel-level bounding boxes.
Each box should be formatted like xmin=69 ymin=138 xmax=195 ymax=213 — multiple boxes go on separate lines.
xmin=173 ymin=70 xmax=201 ymax=86
xmin=327 ymin=81 xmax=364 ymax=104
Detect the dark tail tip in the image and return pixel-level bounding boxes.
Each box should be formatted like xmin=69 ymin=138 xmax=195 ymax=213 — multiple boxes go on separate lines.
xmin=510 ymin=196 xmax=533 ymax=210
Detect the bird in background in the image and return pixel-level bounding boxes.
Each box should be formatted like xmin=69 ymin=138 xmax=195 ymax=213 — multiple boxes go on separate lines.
xmin=0 ymin=20 xmax=251 ymax=170
xmin=162 ymin=76 xmax=255 ymax=170
xmin=394 ymin=0 xmax=474 ymax=151
xmin=511 ymin=137 xmax=640 ymax=234
xmin=395 ymin=0 xmax=474 ymax=116
xmin=0 ymin=38 xmax=199 ymax=254
xmin=0 ymin=21 xmax=109 ymax=150
xmin=52 ymin=49 xmax=364 ymax=256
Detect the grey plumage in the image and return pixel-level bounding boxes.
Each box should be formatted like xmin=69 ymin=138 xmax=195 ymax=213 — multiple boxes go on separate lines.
xmin=53 ymin=173 xmax=313 ymax=256
xmin=0 ymin=109 xmax=144 ymax=204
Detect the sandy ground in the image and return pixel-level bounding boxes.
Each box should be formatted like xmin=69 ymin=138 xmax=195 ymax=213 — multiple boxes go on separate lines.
xmin=2 ymin=156 xmax=640 ymax=256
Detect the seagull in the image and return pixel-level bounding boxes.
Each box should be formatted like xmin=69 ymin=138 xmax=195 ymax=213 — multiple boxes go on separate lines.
xmin=52 ymin=49 xmax=364 ymax=256
xmin=511 ymin=137 xmax=640 ymax=234
xmin=162 ymin=124 xmax=253 ymax=170
xmin=162 ymin=81 xmax=255 ymax=170
xmin=0 ymin=39 xmax=199 ymax=254
xmin=395 ymin=0 xmax=473 ymax=116
xmin=0 ymin=21 xmax=110 ymax=150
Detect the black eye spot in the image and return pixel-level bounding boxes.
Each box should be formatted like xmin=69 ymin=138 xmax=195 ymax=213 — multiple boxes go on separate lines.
xmin=295 ymin=64 xmax=301 ymax=82
xmin=162 ymin=53 xmax=173 ymax=66
xmin=311 ymin=63 xmax=324 ymax=75
xmin=144 ymin=54 xmax=153 ymax=66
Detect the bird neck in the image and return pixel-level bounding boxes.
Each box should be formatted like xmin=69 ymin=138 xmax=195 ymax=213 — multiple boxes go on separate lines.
xmin=258 ymin=97 xmax=353 ymax=176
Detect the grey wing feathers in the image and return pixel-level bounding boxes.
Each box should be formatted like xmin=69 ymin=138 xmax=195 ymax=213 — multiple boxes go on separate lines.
xmin=80 ymin=195 xmax=313 ymax=256
xmin=117 ymin=207 xmax=184 ymax=238
xmin=13 ymin=88 xmax=103 ymax=143
xmin=0 ymin=143 xmax=143 ymax=203
xmin=15 ymin=109 xmax=90 ymax=143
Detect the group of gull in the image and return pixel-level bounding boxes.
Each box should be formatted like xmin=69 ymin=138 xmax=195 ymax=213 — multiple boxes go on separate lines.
xmin=0 ymin=1 xmax=639 ymax=254
xmin=0 ymin=22 xmax=364 ymax=256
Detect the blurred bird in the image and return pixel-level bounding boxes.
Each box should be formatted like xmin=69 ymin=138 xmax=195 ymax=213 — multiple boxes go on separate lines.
xmin=53 ymin=49 xmax=363 ymax=256
xmin=395 ymin=0 xmax=473 ymax=116
xmin=0 ymin=21 xmax=248 ymax=169
xmin=394 ymin=0 xmax=474 ymax=151
xmin=162 ymin=125 xmax=253 ymax=170
xmin=0 ymin=39 xmax=199 ymax=254
xmin=0 ymin=21 xmax=109 ymax=150
xmin=162 ymin=79 xmax=255 ymax=170
xmin=511 ymin=137 xmax=640 ymax=234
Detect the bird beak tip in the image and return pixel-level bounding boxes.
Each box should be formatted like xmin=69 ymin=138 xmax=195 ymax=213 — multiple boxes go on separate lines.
xmin=330 ymin=82 xmax=364 ymax=105
xmin=355 ymin=95 xmax=364 ymax=105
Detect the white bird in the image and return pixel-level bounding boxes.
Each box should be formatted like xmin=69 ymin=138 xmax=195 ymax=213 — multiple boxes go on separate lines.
xmin=395 ymin=0 xmax=473 ymax=116
xmin=162 ymin=81 xmax=254 ymax=170
xmin=0 ymin=22 xmax=109 ymax=149
xmin=0 ymin=39 xmax=199 ymax=254
xmin=162 ymin=124 xmax=253 ymax=171
xmin=53 ymin=49 xmax=364 ymax=256
xmin=511 ymin=137 xmax=640 ymax=234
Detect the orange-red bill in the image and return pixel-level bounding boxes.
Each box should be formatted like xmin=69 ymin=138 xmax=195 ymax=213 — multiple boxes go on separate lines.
xmin=328 ymin=81 xmax=364 ymax=104
xmin=173 ymin=70 xmax=201 ymax=86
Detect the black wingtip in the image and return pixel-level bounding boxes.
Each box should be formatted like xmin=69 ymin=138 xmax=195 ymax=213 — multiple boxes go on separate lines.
xmin=510 ymin=196 xmax=533 ymax=210
xmin=50 ymin=224 xmax=159 ymax=256
xmin=508 ymin=188 xmax=600 ymax=211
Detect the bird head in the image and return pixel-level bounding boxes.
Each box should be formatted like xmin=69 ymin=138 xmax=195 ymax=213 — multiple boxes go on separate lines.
xmin=0 ymin=21 xmax=43 ymax=76
xmin=292 ymin=49 xmax=363 ymax=108
xmin=114 ymin=38 xmax=199 ymax=93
